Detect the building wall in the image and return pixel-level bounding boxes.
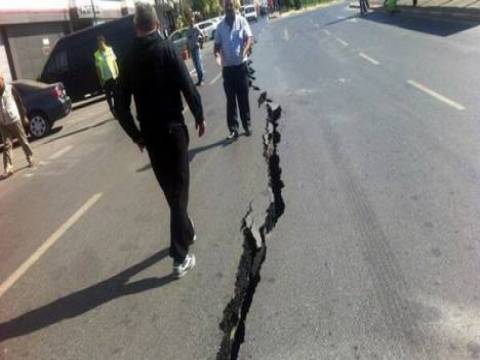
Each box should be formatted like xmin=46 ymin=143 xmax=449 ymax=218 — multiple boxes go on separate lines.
xmin=6 ymin=22 xmax=68 ymax=80
xmin=0 ymin=31 xmax=12 ymax=81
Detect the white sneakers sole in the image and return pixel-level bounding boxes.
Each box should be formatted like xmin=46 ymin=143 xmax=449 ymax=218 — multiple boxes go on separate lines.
xmin=173 ymin=254 xmax=196 ymax=279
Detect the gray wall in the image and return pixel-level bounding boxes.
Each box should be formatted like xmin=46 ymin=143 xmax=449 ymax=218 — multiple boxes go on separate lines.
xmin=6 ymin=22 xmax=68 ymax=80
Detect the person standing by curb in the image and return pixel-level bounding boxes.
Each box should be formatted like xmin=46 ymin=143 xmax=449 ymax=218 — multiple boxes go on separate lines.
xmin=0 ymin=73 xmax=34 ymax=180
xmin=94 ymin=35 xmax=119 ymax=117
xmin=214 ymin=0 xmax=254 ymax=140
xmin=115 ymin=2 xmax=206 ymax=279
xmin=187 ymin=16 xmax=205 ymax=86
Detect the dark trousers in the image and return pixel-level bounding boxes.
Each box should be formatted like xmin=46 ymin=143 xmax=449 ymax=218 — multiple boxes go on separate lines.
xmin=104 ymin=78 xmax=117 ymax=113
xmin=146 ymin=124 xmax=194 ymax=263
xmin=360 ymin=0 xmax=368 ymax=13
xmin=223 ymin=63 xmax=251 ymax=133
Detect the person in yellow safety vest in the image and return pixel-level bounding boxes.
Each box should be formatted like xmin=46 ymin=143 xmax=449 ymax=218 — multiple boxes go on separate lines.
xmin=94 ymin=35 xmax=119 ymax=117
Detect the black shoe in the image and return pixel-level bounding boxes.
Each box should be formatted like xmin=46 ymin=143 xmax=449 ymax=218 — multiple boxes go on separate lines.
xmin=227 ymin=130 xmax=239 ymax=140
xmin=245 ymin=127 xmax=252 ymax=137
xmin=196 ymin=81 xmax=204 ymax=87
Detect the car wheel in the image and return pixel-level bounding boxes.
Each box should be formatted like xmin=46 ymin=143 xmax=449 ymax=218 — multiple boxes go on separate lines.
xmin=29 ymin=112 xmax=51 ymax=139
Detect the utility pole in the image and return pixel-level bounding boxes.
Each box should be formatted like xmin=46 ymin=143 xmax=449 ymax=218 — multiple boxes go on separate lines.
xmin=90 ymin=0 xmax=97 ymax=24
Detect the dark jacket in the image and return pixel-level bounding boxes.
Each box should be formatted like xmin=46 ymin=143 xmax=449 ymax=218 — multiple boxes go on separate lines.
xmin=115 ymin=31 xmax=204 ymax=144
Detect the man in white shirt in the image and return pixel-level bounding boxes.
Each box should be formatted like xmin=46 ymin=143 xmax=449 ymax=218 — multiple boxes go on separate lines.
xmin=0 ymin=73 xmax=34 ymax=180
xmin=214 ymin=0 xmax=253 ymax=140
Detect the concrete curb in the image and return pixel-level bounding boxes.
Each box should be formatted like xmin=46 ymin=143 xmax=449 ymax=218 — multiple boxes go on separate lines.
xmin=349 ymin=2 xmax=480 ymax=22
xmin=270 ymin=0 xmax=342 ymax=20
xmin=396 ymin=5 xmax=480 ymax=22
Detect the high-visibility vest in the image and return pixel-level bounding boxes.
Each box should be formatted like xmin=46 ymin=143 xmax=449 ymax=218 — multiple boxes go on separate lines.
xmin=94 ymin=46 xmax=119 ymax=82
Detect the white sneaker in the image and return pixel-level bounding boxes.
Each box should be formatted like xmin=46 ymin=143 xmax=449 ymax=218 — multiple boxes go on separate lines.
xmin=27 ymin=156 xmax=34 ymax=168
xmin=173 ymin=254 xmax=196 ymax=279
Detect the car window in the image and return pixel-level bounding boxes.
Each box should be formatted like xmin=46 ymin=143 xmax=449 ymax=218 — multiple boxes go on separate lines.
xmin=45 ymin=50 xmax=69 ymax=74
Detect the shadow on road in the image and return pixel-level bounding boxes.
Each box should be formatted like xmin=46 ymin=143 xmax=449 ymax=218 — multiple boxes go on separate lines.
xmin=0 ymin=248 xmax=174 ymax=343
xmin=72 ymin=96 xmax=106 ymax=111
xmin=42 ymin=119 xmax=115 ymax=145
xmin=136 ymin=138 xmax=234 ymax=173
xmin=364 ymin=9 xmax=480 ymax=36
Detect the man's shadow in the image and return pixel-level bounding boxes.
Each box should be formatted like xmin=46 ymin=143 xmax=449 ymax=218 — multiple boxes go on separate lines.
xmin=136 ymin=138 xmax=234 ymax=173
xmin=0 ymin=248 xmax=174 ymax=342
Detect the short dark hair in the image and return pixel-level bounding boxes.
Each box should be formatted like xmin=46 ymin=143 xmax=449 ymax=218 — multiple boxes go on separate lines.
xmin=134 ymin=2 xmax=159 ymax=33
xmin=97 ymin=35 xmax=106 ymax=43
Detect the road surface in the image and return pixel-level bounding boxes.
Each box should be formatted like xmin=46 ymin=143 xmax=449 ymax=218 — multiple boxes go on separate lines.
xmin=1 ymin=3 xmax=480 ymax=359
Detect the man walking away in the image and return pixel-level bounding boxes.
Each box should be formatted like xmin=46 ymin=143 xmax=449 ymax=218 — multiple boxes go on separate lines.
xmin=187 ymin=16 xmax=204 ymax=86
xmin=115 ymin=2 xmax=206 ymax=278
xmin=95 ymin=35 xmax=119 ymax=117
xmin=359 ymin=0 xmax=368 ymax=15
xmin=0 ymin=73 xmax=34 ymax=180
xmin=214 ymin=0 xmax=253 ymax=140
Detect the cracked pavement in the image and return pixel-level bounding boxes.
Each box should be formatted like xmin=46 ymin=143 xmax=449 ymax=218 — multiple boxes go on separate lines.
xmin=2 ymin=2 xmax=480 ymax=359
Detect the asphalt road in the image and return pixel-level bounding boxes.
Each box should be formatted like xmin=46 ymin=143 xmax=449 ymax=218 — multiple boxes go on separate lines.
xmin=1 ymin=4 xmax=480 ymax=359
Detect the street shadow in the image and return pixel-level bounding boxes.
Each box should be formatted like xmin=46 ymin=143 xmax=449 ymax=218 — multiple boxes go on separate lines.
xmin=72 ymin=96 xmax=106 ymax=111
xmin=136 ymin=137 xmax=233 ymax=173
xmin=42 ymin=119 xmax=115 ymax=145
xmin=0 ymin=248 xmax=174 ymax=343
xmin=324 ymin=14 xmax=360 ymax=26
xmin=364 ymin=8 xmax=480 ymax=36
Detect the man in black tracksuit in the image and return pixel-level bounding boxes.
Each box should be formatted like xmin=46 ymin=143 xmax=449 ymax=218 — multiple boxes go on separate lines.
xmin=115 ymin=2 xmax=206 ymax=279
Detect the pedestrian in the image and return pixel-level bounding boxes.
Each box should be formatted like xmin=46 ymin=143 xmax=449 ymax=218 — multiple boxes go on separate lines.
xmin=359 ymin=0 xmax=367 ymax=14
xmin=0 ymin=73 xmax=34 ymax=180
xmin=187 ymin=16 xmax=205 ymax=86
xmin=94 ymin=35 xmax=119 ymax=117
xmin=214 ymin=0 xmax=254 ymax=140
xmin=359 ymin=0 xmax=368 ymax=15
xmin=115 ymin=2 xmax=206 ymax=278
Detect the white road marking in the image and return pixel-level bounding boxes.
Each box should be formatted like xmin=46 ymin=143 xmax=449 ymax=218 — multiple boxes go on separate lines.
xmin=407 ymin=80 xmax=465 ymax=111
xmin=323 ymin=29 xmax=331 ymax=35
xmin=347 ymin=18 xmax=358 ymax=22
xmin=335 ymin=37 xmax=349 ymax=46
xmin=283 ymin=28 xmax=290 ymax=41
xmin=49 ymin=145 xmax=74 ymax=160
xmin=359 ymin=52 xmax=380 ymax=65
xmin=209 ymin=72 xmax=222 ymax=86
xmin=23 ymin=173 xmax=34 ymax=178
xmin=0 ymin=193 xmax=103 ymax=299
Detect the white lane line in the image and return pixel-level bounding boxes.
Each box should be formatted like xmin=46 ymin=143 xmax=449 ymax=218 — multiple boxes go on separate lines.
xmin=323 ymin=29 xmax=331 ymax=35
xmin=407 ymin=80 xmax=465 ymax=111
xmin=49 ymin=145 xmax=74 ymax=160
xmin=283 ymin=28 xmax=290 ymax=41
xmin=335 ymin=37 xmax=349 ymax=46
xmin=347 ymin=18 xmax=358 ymax=23
xmin=0 ymin=193 xmax=103 ymax=299
xmin=359 ymin=52 xmax=380 ymax=65
xmin=209 ymin=72 xmax=222 ymax=86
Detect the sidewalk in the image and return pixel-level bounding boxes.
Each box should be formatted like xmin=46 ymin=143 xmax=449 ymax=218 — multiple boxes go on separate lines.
xmin=351 ymin=0 xmax=480 ymax=21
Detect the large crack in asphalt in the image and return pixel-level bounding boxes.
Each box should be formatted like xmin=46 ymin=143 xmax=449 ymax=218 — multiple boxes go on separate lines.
xmin=216 ymin=65 xmax=285 ymax=359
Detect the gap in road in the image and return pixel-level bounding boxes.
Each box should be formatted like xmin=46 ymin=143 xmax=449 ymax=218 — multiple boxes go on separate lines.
xmin=216 ymin=63 xmax=286 ymax=359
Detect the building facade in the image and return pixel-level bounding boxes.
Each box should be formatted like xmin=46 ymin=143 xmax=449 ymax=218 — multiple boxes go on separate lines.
xmin=0 ymin=0 xmax=176 ymax=82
